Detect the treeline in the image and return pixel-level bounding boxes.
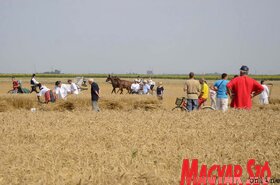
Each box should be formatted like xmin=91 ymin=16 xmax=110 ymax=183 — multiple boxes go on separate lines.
xmin=0 ymin=73 xmax=280 ymax=81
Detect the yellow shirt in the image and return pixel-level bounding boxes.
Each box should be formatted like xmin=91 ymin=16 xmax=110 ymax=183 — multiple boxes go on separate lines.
xmin=201 ymin=83 xmax=209 ymax=99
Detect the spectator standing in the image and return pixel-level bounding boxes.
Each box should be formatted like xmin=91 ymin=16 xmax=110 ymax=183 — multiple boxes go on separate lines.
xmin=214 ymin=73 xmax=229 ymax=111
xmin=156 ymin=82 xmax=164 ymax=100
xmin=227 ymin=66 xmax=264 ymax=109
xmin=259 ymin=80 xmax=270 ymax=105
xmin=198 ymin=79 xmax=209 ymax=109
xmin=88 ymin=79 xmax=100 ymax=112
xmin=184 ymin=72 xmax=201 ymax=111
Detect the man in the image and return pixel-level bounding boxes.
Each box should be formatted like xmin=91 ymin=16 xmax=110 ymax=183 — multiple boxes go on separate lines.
xmin=214 ymin=73 xmax=229 ymax=111
xmin=143 ymin=80 xmax=150 ymax=94
xmin=156 ymin=82 xmax=164 ymax=100
xmin=37 ymin=83 xmax=56 ymax=103
xmin=184 ymin=72 xmax=201 ymax=111
xmin=30 ymin=74 xmax=39 ymax=93
xmin=198 ymin=79 xmax=209 ymax=109
xmin=55 ymin=81 xmax=70 ymax=100
xmin=68 ymin=79 xmax=79 ymax=95
xmin=12 ymin=77 xmax=20 ymax=93
xmin=131 ymin=80 xmax=140 ymax=94
xmin=227 ymin=65 xmax=264 ymax=109
xmin=88 ymin=78 xmax=100 ymax=112
xmin=148 ymin=78 xmax=155 ymax=90
xmin=259 ymin=80 xmax=270 ymax=105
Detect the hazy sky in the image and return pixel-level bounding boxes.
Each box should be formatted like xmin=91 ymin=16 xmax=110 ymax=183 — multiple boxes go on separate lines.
xmin=0 ymin=0 xmax=279 ymax=74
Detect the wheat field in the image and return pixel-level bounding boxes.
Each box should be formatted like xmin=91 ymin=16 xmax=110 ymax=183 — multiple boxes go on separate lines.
xmin=0 ymin=78 xmax=279 ymax=185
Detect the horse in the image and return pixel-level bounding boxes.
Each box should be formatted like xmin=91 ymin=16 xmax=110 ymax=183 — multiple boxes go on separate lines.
xmin=105 ymin=75 xmax=132 ymax=94
xmin=106 ymin=75 xmax=121 ymax=94
xmin=113 ymin=77 xmax=133 ymax=94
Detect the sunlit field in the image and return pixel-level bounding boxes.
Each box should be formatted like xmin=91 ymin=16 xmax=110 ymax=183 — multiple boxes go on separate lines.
xmin=0 ymin=78 xmax=279 ymax=184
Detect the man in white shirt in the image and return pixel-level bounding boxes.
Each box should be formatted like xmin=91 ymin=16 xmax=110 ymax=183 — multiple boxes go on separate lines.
xmin=131 ymin=80 xmax=140 ymax=94
xmin=259 ymin=80 xmax=270 ymax=105
xmin=68 ymin=79 xmax=79 ymax=95
xmin=55 ymin=81 xmax=70 ymax=100
xmin=30 ymin=74 xmax=40 ymax=93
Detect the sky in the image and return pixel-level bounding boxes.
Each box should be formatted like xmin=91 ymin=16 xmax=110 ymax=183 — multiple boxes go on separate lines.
xmin=0 ymin=0 xmax=279 ymax=74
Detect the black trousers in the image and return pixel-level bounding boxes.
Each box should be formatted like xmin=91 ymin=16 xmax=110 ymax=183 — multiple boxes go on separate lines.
xmin=30 ymin=86 xmax=39 ymax=93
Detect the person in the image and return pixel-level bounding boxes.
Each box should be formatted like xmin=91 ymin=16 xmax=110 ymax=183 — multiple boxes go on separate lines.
xmin=136 ymin=76 xmax=142 ymax=83
xmin=213 ymin=73 xmax=229 ymax=111
xmin=68 ymin=79 xmax=79 ymax=95
xmin=12 ymin=77 xmax=20 ymax=93
xmin=209 ymin=88 xmax=217 ymax=109
xmin=227 ymin=65 xmax=264 ymax=109
xmin=259 ymin=80 xmax=270 ymax=105
xmin=55 ymin=81 xmax=70 ymax=100
xmin=143 ymin=80 xmax=150 ymax=94
xmin=131 ymin=80 xmax=140 ymax=94
xmin=198 ymin=79 xmax=209 ymax=109
xmin=37 ymin=83 xmax=56 ymax=103
xmin=184 ymin=72 xmax=201 ymax=111
xmin=88 ymin=78 xmax=100 ymax=112
xmin=30 ymin=74 xmax=39 ymax=93
xmin=148 ymin=78 xmax=155 ymax=90
xmin=156 ymin=82 xmax=164 ymax=100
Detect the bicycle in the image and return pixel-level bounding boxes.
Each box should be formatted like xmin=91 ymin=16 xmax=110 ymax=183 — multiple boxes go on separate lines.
xmin=172 ymin=97 xmax=215 ymax=111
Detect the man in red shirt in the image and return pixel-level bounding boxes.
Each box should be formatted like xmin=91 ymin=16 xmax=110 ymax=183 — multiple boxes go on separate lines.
xmin=227 ymin=66 xmax=264 ymax=109
xmin=12 ymin=77 xmax=19 ymax=93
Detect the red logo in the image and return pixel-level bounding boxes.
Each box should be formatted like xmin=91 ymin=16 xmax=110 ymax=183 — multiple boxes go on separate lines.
xmin=180 ymin=159 xmax=272 ymax=185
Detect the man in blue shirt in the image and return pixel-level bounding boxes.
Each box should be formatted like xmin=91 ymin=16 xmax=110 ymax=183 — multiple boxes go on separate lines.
xmin=213 ymin=73 xmax=229 ymax=111
xmin=143 ymin=80 xmax=151 ymax=94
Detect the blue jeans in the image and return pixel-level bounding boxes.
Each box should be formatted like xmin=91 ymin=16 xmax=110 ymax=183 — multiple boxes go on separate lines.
xmin=186 ymin=99 xmax=198 ymax=111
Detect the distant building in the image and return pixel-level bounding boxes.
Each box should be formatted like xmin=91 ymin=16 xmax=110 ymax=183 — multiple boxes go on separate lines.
xmin=43 ymin=69 xmax=61 ymax=74
xmin=147 ymin=70 xmax=153 ymax=75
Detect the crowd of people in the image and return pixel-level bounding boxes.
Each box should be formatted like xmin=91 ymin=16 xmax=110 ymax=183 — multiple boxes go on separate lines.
xmin=184 ymin=65 xmax=270 ymax=112
xmin=10 ymin=74 xmax=82 ymax=104
xmin=9 ymin=65 xmax=271 ymax=112
xmin=130 ymin=77 xmax=164 ymax=100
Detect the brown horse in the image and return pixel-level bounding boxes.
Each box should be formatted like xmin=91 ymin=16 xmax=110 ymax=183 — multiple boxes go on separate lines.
xmin=106 ymin=75 xmax=132 ymax=94
xmin=106 ymin=75 xmax=121 ymax=94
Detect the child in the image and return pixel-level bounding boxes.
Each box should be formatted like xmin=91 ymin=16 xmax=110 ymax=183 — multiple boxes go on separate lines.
xmin=156 ymin=82 xmax=164 ymax=100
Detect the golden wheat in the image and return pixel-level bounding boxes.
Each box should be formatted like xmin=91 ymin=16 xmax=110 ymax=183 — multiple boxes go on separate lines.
xmin=0 ymin=79 xmax=279 ymax=185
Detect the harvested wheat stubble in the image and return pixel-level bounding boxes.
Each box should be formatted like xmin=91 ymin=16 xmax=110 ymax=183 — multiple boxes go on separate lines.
xmin=0 ymin=109 xmax=279 ymax=185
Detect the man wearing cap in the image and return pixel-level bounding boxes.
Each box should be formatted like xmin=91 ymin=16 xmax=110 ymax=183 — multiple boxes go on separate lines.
xmin=184 ymin=72 xmax=201 ymax=111
xmin=143 ymin=80 xmax=150 ymax=94
xmin=227 ymin=65 xmax=264 ymax=109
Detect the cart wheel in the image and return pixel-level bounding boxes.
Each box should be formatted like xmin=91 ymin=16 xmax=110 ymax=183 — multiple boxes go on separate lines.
xmin=201 ymin=106 xmax=215 ymax=110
